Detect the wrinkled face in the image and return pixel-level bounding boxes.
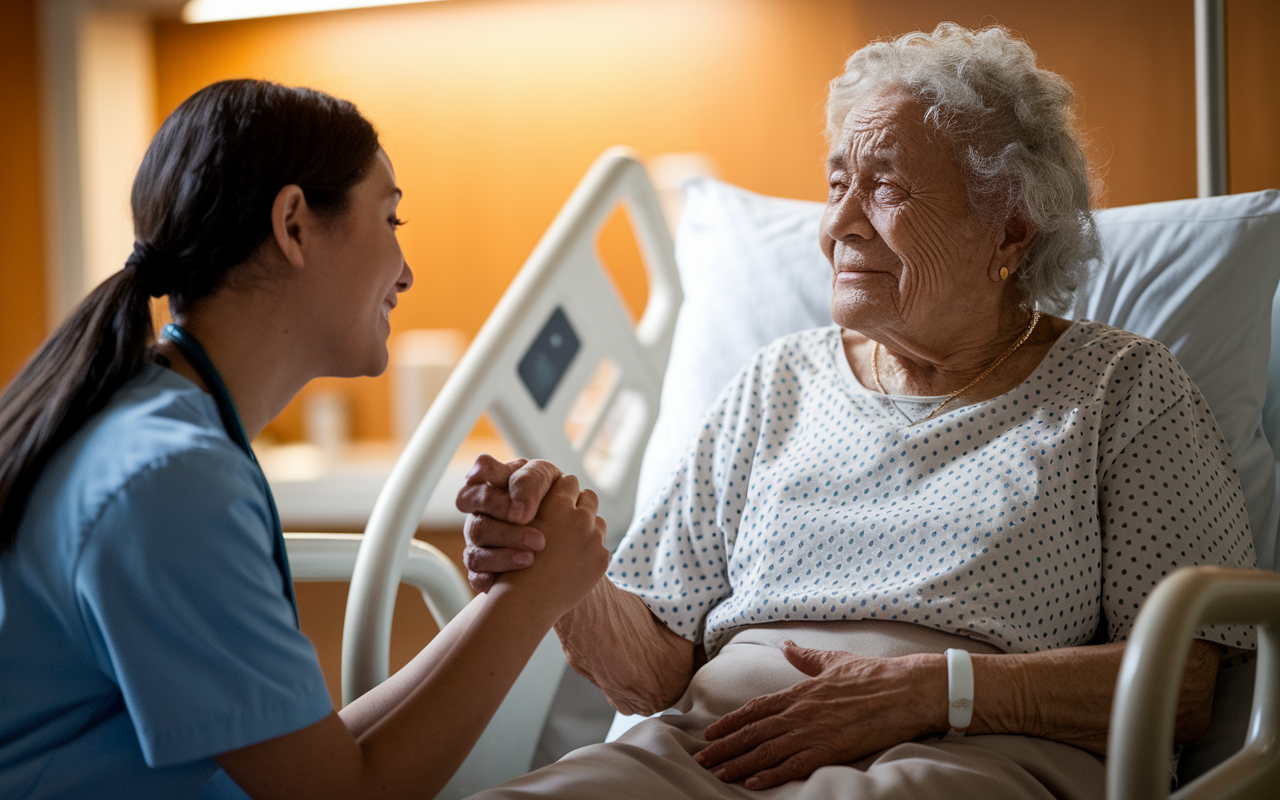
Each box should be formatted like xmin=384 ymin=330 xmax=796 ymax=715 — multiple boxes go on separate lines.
xmin=821 ymin=89 xmax=1003 ymax=342
xmin=311 ymin=149 xmax=413 ymax=377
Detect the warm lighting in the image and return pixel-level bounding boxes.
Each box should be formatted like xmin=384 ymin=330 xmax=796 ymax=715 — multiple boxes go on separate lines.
xmin=182 ymin=0 xmax=445 ymax=24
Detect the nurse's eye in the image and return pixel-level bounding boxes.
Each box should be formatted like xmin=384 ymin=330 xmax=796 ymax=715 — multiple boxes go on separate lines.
xmin=389 ymin=215 xmax=407 ymax=230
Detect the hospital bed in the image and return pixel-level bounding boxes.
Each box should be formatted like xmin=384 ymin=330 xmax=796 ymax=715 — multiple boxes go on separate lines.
xmin=283 ymin=148 xmax=1280 ymax=799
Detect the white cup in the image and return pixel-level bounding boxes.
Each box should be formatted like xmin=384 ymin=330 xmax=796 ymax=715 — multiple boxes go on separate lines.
xmin=393 ymin=328 xmax=467 ymax=445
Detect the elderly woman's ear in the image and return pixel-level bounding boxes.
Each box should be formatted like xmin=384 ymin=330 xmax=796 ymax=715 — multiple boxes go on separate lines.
xmin=992 ymin=215 xmax=1037 ymax=281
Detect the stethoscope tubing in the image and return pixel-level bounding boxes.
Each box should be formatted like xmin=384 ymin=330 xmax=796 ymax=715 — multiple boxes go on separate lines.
xmin=162 ymin=323 xmax=299 ymax=626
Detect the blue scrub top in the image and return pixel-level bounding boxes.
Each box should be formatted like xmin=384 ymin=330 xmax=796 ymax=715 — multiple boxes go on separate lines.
xmin=0 ymin=363 xmax=332 ymax=799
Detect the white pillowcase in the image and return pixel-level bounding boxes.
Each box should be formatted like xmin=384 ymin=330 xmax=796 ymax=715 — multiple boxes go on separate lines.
xmin=633 ymin=180 xmax=832 ymax=512
xmin=636 ymin=178 xmax=1280 ymax=571
xmin=1076 ymin=191 xmax=1280 ymax=571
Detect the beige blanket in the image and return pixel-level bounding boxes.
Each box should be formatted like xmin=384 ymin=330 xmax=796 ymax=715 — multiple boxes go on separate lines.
xmin=469 ymin=621 xmax=1105 ymax=799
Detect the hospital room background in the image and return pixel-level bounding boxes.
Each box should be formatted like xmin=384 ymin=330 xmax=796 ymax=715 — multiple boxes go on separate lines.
xmin=2 ymin=0 xmax=1279 ymax=716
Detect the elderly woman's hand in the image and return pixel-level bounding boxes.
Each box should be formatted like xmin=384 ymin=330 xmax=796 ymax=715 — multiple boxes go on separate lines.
xmin=455 ymin=455 xmax=562 ymax=592
xmin=693 ymin=642 xmax=947 ymax=790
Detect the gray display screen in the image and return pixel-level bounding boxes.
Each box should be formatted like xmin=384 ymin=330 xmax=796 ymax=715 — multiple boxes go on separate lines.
xmin=517 ymin=306 xmax=580 ymax=409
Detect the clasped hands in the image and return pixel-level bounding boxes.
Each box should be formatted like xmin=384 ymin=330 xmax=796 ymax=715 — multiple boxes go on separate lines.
xmin=455 ymin=455 xmax=949 ymax=790
xmin=454 ymin=454 xmax=609 ymax=619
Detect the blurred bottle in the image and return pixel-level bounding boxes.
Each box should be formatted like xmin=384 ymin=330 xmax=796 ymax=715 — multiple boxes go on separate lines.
xmin=304 ymin=390 xmax=350 ymax=454
xmin=393 ymin=328 xmax=467 ymax=445
xmin=646 ymin=152 xmax=720 ymax=232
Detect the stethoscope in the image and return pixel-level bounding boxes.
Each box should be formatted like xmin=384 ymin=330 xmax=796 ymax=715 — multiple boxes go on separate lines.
xmin=161 ymin=323 xmax=299 ymax=627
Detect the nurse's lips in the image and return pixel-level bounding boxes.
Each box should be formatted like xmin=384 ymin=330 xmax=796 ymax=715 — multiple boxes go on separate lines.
xmin=382 ymin=295 xmax=397 ymax=320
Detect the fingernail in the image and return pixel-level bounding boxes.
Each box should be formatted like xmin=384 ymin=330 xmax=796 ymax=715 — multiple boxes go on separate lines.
xmin=514 ymin=552 xmax=533 ymax=566
xmin=712 ymin=769 xmax=727 ymax=780
xmin=744 ymin=778 xmax=761 ymax=789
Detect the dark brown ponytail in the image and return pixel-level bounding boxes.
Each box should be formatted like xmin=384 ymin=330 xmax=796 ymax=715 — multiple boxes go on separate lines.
xmin=0 ymin=79 xmax=379 ymax=550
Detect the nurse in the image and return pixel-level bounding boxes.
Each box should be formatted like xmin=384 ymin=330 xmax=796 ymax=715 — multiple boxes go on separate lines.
xmin=0 ymin=79 xmax=608 ymax=799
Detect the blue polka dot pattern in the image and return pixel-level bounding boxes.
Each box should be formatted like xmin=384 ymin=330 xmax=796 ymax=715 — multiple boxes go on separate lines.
xmin=608 ymin=322 xmax=1258 ymax=658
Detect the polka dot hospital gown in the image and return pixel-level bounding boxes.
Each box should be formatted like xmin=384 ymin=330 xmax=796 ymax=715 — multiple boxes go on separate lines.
xmin=610 ymin=321 xmax=1258 ymax=658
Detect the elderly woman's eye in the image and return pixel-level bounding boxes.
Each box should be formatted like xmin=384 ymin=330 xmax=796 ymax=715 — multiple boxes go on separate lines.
xmin=873 ymin=181 xmax=905 ymax=204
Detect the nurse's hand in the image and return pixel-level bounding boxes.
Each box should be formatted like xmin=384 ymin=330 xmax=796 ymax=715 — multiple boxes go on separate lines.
xmin=497 ymin=473 xmax=609 ymax=614
xmin=456 ymin=455 xmax=561 ymax=592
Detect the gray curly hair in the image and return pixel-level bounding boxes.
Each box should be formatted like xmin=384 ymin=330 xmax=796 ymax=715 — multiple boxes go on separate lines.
xmin=827 ymin=23 xmax=1100 ymax=314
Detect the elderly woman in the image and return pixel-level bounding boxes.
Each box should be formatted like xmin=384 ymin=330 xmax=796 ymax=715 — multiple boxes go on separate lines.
xmin=457 ymin=23 xmax=1257 ymax=799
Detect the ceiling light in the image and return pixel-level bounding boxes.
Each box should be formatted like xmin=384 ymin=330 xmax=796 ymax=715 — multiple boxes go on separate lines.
xmin=182 ymin=0 xmax=445 ymax=24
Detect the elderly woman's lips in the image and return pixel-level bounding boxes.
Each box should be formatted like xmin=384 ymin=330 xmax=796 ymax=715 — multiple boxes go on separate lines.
xmin=834 ymin=269 xmax=887 ymax=280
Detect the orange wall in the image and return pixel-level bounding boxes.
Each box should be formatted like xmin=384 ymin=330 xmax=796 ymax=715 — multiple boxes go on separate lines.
xmin=0 ymin=0 xmax=47 ymax=386
xmin=153 ymin=0 xmax=863 ymax=441
xmin=4 ymin=1 xmax=1278 ymax=432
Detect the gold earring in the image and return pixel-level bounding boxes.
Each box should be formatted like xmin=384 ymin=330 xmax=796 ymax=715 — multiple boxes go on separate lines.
xmin=999 ymin=267 xmax=1009 ymax=281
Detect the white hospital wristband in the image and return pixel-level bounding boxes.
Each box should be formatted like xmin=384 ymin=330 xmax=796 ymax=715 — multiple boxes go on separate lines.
xmin=945 ymin=648 xmax=974 ymax=737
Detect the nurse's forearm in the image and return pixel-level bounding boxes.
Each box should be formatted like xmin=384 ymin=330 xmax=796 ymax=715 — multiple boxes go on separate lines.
xmin=351 ymin=583 xmax=559 ymax=795
xmin=337 ymin=592 xmax=487 ymax=738
xmin=217 ymin=582 xmax=561 ymax=800
xmin=554 ymin=577 xmax=697 ymax=715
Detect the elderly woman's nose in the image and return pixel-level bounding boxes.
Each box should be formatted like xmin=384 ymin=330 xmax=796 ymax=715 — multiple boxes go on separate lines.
xmin=826 ymin=194 xmax=875 ymax=241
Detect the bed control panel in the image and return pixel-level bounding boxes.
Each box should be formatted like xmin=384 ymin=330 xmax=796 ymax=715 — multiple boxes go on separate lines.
xmin=518 ymin=306 xmax=581 ymax=409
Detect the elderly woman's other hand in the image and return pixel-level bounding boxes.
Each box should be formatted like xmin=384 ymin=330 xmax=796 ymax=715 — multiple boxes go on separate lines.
xmin=692 ymin=636 xmax=1222 ymax=791
xmin=693 ymin=642 xmax=947 ymax=790
xmin=456 ymin=455 xmax=562 ymax=592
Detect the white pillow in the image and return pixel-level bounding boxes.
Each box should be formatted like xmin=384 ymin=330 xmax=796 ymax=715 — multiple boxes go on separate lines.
xmin=633 ymin=180 xmax=832 ymax=510
xmin=1076 ymin=191 xmax=1280 ymax=571
xmin=637 ymin=178 xmax=1280 ymax=571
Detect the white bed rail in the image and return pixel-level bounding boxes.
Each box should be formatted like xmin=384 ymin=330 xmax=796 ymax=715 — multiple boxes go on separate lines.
xmin=1109 ymin=567 xmax=1280 ymax=799
xmin=284 ymin=533 xmax=472 ymax=626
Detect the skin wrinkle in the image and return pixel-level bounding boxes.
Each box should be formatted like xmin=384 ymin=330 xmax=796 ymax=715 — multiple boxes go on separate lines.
xmin=554 ymin=577 xmax=695 ymax=716
xmin=974 ymin=640 xmax=1218 ymax=752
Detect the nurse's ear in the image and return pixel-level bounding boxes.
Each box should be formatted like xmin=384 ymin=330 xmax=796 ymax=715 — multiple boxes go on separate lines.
xmin=270 ymin=184 xmax=309 ymax=271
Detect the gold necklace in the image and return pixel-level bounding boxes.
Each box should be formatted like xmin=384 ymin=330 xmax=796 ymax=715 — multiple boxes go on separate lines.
xmin=872 ymin=309 xmax=1041 ymax=425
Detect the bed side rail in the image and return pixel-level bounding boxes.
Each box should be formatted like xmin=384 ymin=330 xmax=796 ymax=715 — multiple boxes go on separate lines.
xmin=284 ymin=532 xmax=471 ymax=627
xmin=1109 ymin=566 xmax=1280 ymax=799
